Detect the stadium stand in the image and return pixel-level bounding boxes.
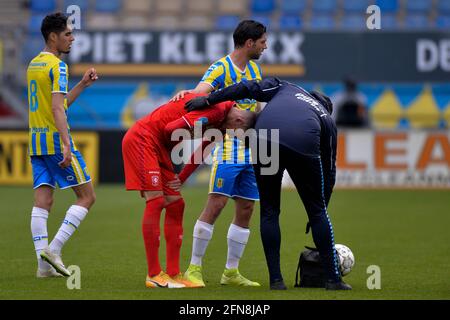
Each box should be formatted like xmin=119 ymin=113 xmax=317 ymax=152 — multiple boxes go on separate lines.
xmin=279 ymin=15 xmax=302 ymax=30
xmin=404 ymin=14 xmax=431 ymax=29
xmin=217 ymin=1 xmax=247 ymax=15
xmin=0 ymin=0 xmax=449 ymax=130
xmin=405 ymin=0 xmax=432 ymax=13
xmin=437 ymin=0 xmax=450 ymax=14
xmin=343 ymin=0 xmax=371 ymax=12
xmin=215 ymin=15 xmax=241 ymax=30
xmin=15 ymin=0 xmax=450 ymax=33
xmin=250 ymin=0 xmax=276 ymax=14
xmin=381 ymin=13 xmax=399 ymax=29
xmin=312 ymin=0 xmax=338 ymax=13
xmin=30 ymin=0 xmax=57 ymax=13
xmin=376 ymin=0 xmax=399 ymax=13
xmin=280 ymin=0 xmax=306 ymax=14
xmin=63 ymin=0 xmax=89 ymax=11
xmin=341 ymin=14 xmax=366 ymax=30
xmin=436 ymin=14 xmax=450 ymax=29
xmin=308 ymin=14 xmax=336 ymax=30
xmin=94 ymin=0 xmax=122 ymax=13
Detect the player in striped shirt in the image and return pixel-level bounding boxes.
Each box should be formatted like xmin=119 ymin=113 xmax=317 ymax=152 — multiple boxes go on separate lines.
xmin=27 ymin=13 xmax=98 ymax=278
xmin=172 ymin=20 xmax=267 ymax=287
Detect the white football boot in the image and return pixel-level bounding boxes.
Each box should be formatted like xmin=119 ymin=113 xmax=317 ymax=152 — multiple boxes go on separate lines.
xmin=36 ymin=266 xmax=64 ymax=278
xmin=40 ymin=247 xmax=71 ymax=277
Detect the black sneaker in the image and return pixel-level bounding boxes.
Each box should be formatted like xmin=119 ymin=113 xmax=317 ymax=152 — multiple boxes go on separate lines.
xmin=325 ymin=280 xmax=352 ymax=290
xmin=270 ymin=280 xmax=287 ymax=290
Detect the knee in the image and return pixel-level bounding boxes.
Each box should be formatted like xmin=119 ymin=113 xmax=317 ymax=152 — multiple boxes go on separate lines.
xmin=205 ymin=197 xmax=227 ymax=218
xmin=239 ymin=201 xmax=254 ymax=216
xmin=35 ymin=197 xmax=53 ymax=211
xmin=80 ymin=191 xmax=96 ymax=209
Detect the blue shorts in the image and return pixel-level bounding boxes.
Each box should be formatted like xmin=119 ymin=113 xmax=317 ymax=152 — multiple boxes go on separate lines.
xmin=31 ymin=151 xmax=91 ymax=189
xmin=209 ymin=162 xmax=259 ymax=201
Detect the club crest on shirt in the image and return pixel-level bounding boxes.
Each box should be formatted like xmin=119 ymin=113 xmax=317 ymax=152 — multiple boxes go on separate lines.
xmin=151 ymin=175 xmax=159 ymax=186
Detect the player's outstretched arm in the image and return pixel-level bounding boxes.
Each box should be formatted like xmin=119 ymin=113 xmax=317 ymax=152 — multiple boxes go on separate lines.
xmin=185 ymin=78 xmax=282 ymax=112
xmin=67 ymin=68 xmax=98 ymax=106
xmin=170 ymin=82 xmax=213 ymax=102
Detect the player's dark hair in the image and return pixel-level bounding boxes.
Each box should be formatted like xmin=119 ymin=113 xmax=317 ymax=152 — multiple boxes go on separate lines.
xmin=41 ymin=12 xmax=68 ymax=42
xmin=233 ymin=20 xmax=267 ymax=48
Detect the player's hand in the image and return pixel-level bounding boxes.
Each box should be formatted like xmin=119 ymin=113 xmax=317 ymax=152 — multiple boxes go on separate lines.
xmin=166 ymin=175 xmax=182 ymax=191
xmin=185 ymin=96 xmax=210 ymax=112
xmin=81 ymin=68 xmax=99 ymax=87
xmin=58 ymin=146 xmax=72 ymax=168
xmin=171 ymin=90 xmax=192 ymax=102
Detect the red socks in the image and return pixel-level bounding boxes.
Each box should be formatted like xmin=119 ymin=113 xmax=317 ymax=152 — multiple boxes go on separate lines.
xmin=142 ymin=197 xmax=185 ymax=277
xmin=164 ymin=198 xmax=185 ymax=276
xmin=142 ymin=196 xmax=165 ymax=276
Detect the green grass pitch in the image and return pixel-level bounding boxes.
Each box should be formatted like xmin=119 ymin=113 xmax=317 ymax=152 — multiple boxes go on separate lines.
xmin=0 ymin=185 xmax=449 ymax=300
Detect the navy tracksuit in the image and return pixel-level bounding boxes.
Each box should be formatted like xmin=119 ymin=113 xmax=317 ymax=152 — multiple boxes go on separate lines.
xmin=207 ymin=78 xmax=341 ymax=284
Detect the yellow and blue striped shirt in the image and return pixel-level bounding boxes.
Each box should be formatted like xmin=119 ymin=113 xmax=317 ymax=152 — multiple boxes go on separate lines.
xmin=201 ymin=55 xmax=262 ymax=163
xmin=27 ymin=52 xmax=76 ymax=155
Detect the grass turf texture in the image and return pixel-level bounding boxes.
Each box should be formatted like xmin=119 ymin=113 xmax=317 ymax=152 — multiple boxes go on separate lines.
xmin=0 ymin=185 xmax=449 ymax=300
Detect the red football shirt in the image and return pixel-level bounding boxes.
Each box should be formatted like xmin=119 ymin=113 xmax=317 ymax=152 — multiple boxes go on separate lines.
xmin=135 ymin=93 xmax=233 ymax=144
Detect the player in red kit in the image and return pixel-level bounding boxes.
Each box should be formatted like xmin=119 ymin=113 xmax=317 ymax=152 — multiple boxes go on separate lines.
xmin=122 ymin=93 xmax=255 ymax=288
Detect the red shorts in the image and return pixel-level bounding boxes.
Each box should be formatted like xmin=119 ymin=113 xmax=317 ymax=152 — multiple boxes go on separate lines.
xmin=122 ymin=124 xmax=180 ymax=196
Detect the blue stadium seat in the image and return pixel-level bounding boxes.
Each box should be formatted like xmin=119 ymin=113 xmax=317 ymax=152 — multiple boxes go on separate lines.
xmin=63 ymin=0 xmax=90 ymax=11
xmin=341 ymin=14 xmax=366 ymax=30
xmin=215 ymin=15 xmax=241 ymax=30
xmin=95 ymin=0 xmax=121 ymax=12
xmin=436 ymin=15 xmax=450 ymax=29
xmin=309 ymin=15 xmax=335 ymax=29
xmin=250 ymin=0 xmax=275 ymax=13
xmin=312 ymin=0 xmax=337 ymax=13
xmin=280 ymin=0 xmax=307 ymax=14
xmin=250 ymin=15 xmax=273 ymax=29
xmin=381 ymin=13 xmax=399 ymax=29
xmin=404 ymin=14 xmax=430 ymax=29
xmin=375 ymin=0 xmax=399 ymax=13
xmin=342 ymin=0 xmax=370 ymax=12
xmin=28 ymin=14 xmax=46 ymax=34
xmin=30 ymin=0 xmax=56 ymax=13
xmin=405 ymin=0 xmax=431 ymax=13
xmin=279 ymin=15 xmax=302 ymax=30
xmin=437 ymin=0 xmax=450 ymax=14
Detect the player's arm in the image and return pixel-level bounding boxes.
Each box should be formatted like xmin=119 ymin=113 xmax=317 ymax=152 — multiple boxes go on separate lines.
xmin=52 ymin=93 xmax=71 ymax=168
xmin=67 ymin=68 xmax=98 ymax=106
xmin=172 ymin=62 xmax=224 ymax=101
xmin=171 ymin=82 xmax=213 ymax=102
xmin=178 ymin=139 xmax=214 ymax=184
xmin=186 ymin=77 xmax=283 ymax=111
xmin=165 ymin=138 xmax=213 ymax=191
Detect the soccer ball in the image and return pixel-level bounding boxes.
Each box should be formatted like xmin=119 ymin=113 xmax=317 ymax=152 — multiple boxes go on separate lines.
xmin=335 ymin=244 xmax=355 ymax=276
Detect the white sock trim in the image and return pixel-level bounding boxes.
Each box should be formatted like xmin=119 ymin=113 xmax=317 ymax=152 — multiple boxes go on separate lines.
xmin=227 ymin=224 xmax=250 ymax=245
xmin=68 ymin=205 xmax=88 ymax=221
xmin=31 ymin=207 xmax=49 ymax=219
xmin=193 ymin=220 xmax=214 ymax=240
